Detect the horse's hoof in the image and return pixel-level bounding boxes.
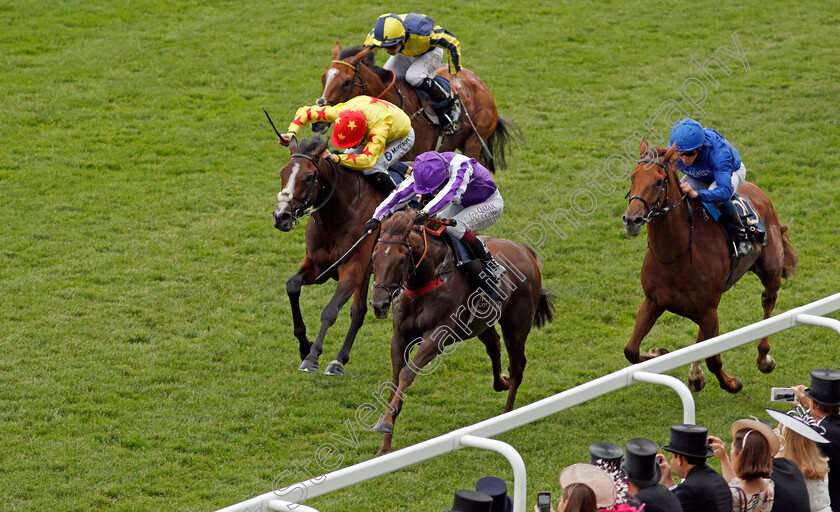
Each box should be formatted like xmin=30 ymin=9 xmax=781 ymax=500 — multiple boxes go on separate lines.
xmin=298 ymin=359 xmax=319 ymax=373
xmin=648 ymin=347 xmax=670 ymax=357
xmin=373 ymin=421 xmax=394 ymax=434
xmin=494 ymin=375 xmax=510 ymax=392
xmin=375 ymin=446 xmax=391 ymax=456
xmin=688 ymin=375 xmax=707 ymax=393
xmin=726 ymin=378 xmax=744 ymax=394
xmin=757 ymin=356 xmax=776 ymax=374
xmin=324 ymin=361 xmax=345 ymax=376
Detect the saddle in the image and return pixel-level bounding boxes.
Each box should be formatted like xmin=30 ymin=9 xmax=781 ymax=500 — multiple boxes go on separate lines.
xmin=701 ymin=194 xmax=767 ymax=246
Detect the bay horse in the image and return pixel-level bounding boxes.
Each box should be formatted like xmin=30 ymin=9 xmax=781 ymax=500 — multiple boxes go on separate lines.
xmin=622 ymin=139 xmax=798 ymax=393
xmin=272 ymin=135 xmax=385 ymax=376
xmin=316 ymin=43 xmax=518 ymax=173
xmin=369 ymin=210 xmax=554 ymax=453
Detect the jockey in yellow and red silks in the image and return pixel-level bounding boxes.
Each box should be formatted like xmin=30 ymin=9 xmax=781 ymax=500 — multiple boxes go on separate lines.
xmin=364 ymin=13 xmax=463 ymax=135
xmin=279 ymin=95 xmax=415 ymax=196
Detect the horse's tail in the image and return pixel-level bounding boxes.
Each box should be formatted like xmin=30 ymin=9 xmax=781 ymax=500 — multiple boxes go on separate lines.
xmin=780 ymin=220 xmax=798 ymax=279
xmin=482 ymin=117 xmax=524 ymax=173
xmin=533 ymin=286 xmax=556 ymax=329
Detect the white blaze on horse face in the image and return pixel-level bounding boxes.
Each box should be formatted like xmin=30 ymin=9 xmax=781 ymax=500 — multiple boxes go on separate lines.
xmin=384 ymin=246 xmax=391 ymax=256
xmin=276 ymin=162 xmax=300 ymax=215
xmin=320 ymin=68 xmax=340 ymax=103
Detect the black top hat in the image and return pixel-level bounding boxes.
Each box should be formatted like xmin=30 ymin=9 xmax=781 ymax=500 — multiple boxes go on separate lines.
xmin=448 ymin=489 xmax=493 ymax=512
xmin=589 ymin=442 xmax=624 ymax=470
xmin=621 ymin=438 xmax=662 ymax=488
xmin=662 ymin=424 xmax=714 ymax=459
xmin=475 ymin=476 xmax=513 ymax=512
xmin=804 ymin=369 xmax=840 ymax=407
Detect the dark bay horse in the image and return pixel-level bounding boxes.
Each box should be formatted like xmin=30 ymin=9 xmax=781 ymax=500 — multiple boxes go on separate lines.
xmin=317 ymin=43 xmax=518 ymax=173
xmin=622 ymin=140 xmax=798 ymax=393
xmin=272 ymin=135 xmax=385 ymax=376
xmin=369 ymin=210 xmax=554 ymax=453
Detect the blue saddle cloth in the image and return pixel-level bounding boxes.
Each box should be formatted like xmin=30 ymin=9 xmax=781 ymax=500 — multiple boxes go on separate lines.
xmin=701 ymin=194 xmax=767 ymax=245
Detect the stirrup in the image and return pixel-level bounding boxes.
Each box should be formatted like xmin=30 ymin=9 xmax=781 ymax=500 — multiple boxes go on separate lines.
xmin=482 ymin=259 xmax=506 ymax=281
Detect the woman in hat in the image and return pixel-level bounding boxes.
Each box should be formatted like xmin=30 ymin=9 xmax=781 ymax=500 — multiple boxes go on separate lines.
xmin=768 ymin=406 xmax=831 ymax=512
xmin=709 ymin=418 xmax=778 ymax=512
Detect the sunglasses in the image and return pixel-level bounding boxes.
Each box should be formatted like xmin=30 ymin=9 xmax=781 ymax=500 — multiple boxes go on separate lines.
xmin=680 ymin=148 xmax=700 ymax=157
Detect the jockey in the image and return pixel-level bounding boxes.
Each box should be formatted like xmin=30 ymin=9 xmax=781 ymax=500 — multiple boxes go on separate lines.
xmin=670 ymin=118 xmax=755 ymax=258
xmin=364 ymin=13 xmax=463 ymax=136
xmin=279 ymin=95 xmax=415 ymax=196
xmin=364 ymin=151 xmax=506 ymax=301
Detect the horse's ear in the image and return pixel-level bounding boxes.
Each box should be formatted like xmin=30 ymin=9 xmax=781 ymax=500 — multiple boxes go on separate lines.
xmin=289 ymin=137 xmax=299 ymax=154
xmin=639 ymin=137 xmax=649 ymax=156
xmin=352 ymin=46 xmax=372 ymax=64
xmin=332 ymin=41 xmax=341 ymax=60
xmin=664 ymin=141 xmax=677 ymax=160
xmin=314 ymin=140 xmax=329 ymax=158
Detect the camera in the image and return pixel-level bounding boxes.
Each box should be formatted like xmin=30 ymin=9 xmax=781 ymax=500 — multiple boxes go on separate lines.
xmin=771 ymin=387 xmax=796 ymax=402
xmin=537 ymin=491 xmax=551 ymax=512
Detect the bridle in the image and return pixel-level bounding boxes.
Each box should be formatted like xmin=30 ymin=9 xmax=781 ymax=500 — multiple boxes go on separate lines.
xmin=325 ymin=59 xmax=398 ymax=106
xmin=277 ymin=153 xmax=339 ymax=224
xmin=373 ymin=239 xmax=415 ymax=301
xmin=372 ymin=223 xmax=454 ymax=300
xmin=627 ymin=158 xmax=689 ymax=223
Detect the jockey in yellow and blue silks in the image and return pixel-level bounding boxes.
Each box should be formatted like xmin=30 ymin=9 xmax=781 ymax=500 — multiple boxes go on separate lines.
xmin=364 ymin=13 xmax=463 ymax=135
xmin=670 ymin=118 xmax=755 ymax=257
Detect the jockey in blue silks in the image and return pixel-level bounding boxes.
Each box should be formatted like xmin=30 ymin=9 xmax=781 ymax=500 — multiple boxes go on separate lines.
xmin=670 ymin=118 xmax=755 ymax=257
xmin=364 ymin=151 xmax=506 ymax=301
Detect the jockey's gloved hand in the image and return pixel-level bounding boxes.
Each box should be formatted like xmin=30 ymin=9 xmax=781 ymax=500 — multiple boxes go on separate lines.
xmin=363 ymin=218 xmax=380 ymax=234
xmin=413 ymin=211 xmax=429 ymax=226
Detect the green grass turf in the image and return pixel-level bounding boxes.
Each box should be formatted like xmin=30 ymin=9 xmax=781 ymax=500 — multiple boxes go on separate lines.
xmin=1 ymin=1 xmax=839 ymax=510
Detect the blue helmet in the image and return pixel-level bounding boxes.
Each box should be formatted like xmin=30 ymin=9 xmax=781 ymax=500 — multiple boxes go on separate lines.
xmin=669 ymin=118 xmax=705 ymax=152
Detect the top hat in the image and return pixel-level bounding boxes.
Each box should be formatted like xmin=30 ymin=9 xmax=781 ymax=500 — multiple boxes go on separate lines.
xmin=559 ymin=463 xmax=616 ymax=509
xmin=662 ymin=424 xmax=714 ymax=459
xmin=804 ymin=369 xmax=840 ymax=406
xmin=621 ymin=438 xmax=662 ymax=488
xmin=730 ymin=418 xmax=781 ymax=456
xmin=448 ymin=489 xmax=493 ymax=512
xmin=475 ymin=476 xmax=513 ymax=512
xmin=589 ymin=442 xmax=624 ymax=470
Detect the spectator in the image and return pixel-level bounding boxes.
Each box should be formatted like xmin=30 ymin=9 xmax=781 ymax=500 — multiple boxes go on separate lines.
xmin=475 ymin=476 xmax=512 ymax=512
xmin=622 ymin=438 xmax=684 ymax=512
xmin=560 ymin=463 xmax=616 ymax=510
xmin=768 ymin=406 xmax=831 ymax=512
xmin=709 ymin=418 xmax=778 ymax=511
xmin=659 ymin=424 xmax=733 ymax=512
xmin=448 ymin=489 xmax=493 ymax=512
xmin=589 ymin=442 xmax=624 ymax=472
xmin=793 ymin=369 xmax=840 ymax=512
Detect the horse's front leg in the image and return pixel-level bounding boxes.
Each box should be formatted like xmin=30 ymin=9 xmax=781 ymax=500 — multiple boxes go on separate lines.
xmin=287 ymin=256 xmax=317 ymax=361
xmin=325 ymin=263 xmax=372 ymax=376
xmin=624 ymin=297 xmax=666 ymax=363
xmin=375 ymin=329 xmax=413 ymax=455
xmin=298 ymin=264 xmax=361 ymax=373
xmin=695 ymin=308 xmax=743 ymax=393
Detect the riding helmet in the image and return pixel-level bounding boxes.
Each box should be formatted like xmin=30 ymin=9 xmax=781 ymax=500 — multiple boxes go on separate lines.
xmin=331 ymin=109 xmax=367 ymax=148
xmin=368 ymin=14 xmax=406 ymax=48
xmin=413 ymin=152 xmax=449 ymax=194
xmin=669 ymin=118 xmax=705 ymax=152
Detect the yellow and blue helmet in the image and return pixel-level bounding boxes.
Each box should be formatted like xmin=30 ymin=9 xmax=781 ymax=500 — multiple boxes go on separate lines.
xmin=368 ymin=14 xmax=406 ymax=48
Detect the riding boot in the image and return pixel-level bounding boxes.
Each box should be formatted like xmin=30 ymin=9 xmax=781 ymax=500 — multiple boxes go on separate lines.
xmin=465 ymin=237 xmax=506 ymax=299
xmin=461 ymin=259 xmax=506 ymax=302
xmin=718 ymin=200 xmax=754 ymax=257
xmin=365 ymin=172 xmax=396 ymax=198
xmin=416 ymin=78 xmax=462 ymax=135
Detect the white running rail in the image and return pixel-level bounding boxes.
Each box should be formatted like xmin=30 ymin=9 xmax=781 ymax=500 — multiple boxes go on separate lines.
xmin=216 ymin=292 xmax=840 ymax=512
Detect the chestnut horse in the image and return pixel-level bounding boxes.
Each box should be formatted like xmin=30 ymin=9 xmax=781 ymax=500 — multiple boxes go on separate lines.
xmin=622 ymin=140 xmax=797 ymax=393
xmin=316 ymin=44 xmax=518 ymax=173
xmin=369 ymin=210 xmax=554 ymax=453
xmin=272 ymin=135 xmax=385 ymax=376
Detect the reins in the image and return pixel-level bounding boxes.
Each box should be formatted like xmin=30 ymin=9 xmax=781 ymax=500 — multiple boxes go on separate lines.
xmin=375 ymin=218 xmax=456 ymax=298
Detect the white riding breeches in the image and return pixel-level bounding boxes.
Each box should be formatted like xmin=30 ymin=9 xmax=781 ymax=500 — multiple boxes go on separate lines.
xmin=383 ymin=48 xmax=444 ymax=86
xmin=436 ymin=189 xmax=504 ymax=239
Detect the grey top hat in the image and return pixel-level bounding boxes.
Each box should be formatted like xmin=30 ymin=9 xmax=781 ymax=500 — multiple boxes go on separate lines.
xmin=589 ymin=442 xmax=624 ymax=470
xmin=804 ymin=369 xmax=840 ymax=407
xmin=449 ymin=489 xmax=493 ymax=512
xmin=662 ymin=424 xmax=714 ymax=459
xmin=621 ymin=438 xmax=662 ymax=488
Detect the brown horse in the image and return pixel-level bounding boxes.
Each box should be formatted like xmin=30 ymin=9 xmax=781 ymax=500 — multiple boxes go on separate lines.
xmin=272 ymin=135 xmax=385 ymax=376
xmin=622 ymin=140 xmax=798 ymax=392
xmin=369 ymin=210 xmax=554 ymax=453
xmin=316 ymin=43 xmax=518 ymax=173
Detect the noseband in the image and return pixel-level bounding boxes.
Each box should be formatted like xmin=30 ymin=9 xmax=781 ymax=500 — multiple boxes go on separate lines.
xmin=373 ymin=239 xmax=414 ymax=301
xmin=627 ymin=159 xmax=689 ymax=223
xmin=327 ymin=60 xmax=367 ymax=105
xmin=277 ymin=153 xmax=338 ymax=223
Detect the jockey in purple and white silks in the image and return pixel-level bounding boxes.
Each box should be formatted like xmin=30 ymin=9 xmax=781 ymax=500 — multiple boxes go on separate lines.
xmin=365 ymin=150 xmax=506 ymax=300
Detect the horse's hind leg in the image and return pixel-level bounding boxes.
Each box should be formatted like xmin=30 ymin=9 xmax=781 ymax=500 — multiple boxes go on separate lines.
xmin=287 ymin=257 xmax=317 ymax=361
xmin=696 ymin=309 xmax=743 ymax=393
xmin=500 ymin=322 xmax=529 ymax=413
xmin=325 ymin=266 xmax=372 ymax=376
xmin=754 ymin=250 xmax=783 ymax=374
xmin=478 ymin=327 xmax=509 ymax=392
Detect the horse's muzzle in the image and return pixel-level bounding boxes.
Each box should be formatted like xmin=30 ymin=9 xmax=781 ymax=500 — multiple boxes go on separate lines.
xmin=622 ymin=214 xmax=644 ymax=236
xmin=274 ymin=209 xmax=294 ymax=232
xmin=370 ymin=298 xmax=391 ymax=320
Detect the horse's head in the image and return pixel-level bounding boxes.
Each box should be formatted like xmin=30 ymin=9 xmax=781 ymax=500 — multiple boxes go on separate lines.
xmin=370 ymin=210 xmax=417 ymax=319
xmin=623 ymin=139 xmax=677 ymax=236
xmin=316 ymin=43 xmax=375 ymax=112
xmin=273 ymin=136 xmax=329 ymax=231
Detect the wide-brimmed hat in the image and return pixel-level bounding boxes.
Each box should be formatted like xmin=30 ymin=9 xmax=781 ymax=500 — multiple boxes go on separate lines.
xmin=804 ymin=369 xmax=840 ymax=406
xmin=766 ymin=407 xmax=829 ymax=444
xmin=475 ymin=476 xmax=512 ymax=512
xmin=621 ymin=438 xmax=662 ymax=488
xmin=730 ymin=418 xmax=781 ymax=456
xmin=662 ymin=424 xmax=714 ymax=459
xmin=448 ymin=489 xmax=493 ymax=512
xmin=559 ymin=463 xmax=615 ymax=509
xmin=589 ymin=442 xmax=624 ymax=471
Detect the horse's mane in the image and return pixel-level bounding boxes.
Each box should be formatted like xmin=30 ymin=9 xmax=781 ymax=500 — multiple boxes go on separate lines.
xmin=339 ymin=45 xmax=392 ymax=83
xmin=297 ymin=134 xmax=326 ymax=155
xmin=382 ymin=209 xmax=419 ymax=238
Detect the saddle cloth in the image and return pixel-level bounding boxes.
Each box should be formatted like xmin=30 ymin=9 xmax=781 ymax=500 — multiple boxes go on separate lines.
xmin=701 ymin=194 xmax=767 ymax=246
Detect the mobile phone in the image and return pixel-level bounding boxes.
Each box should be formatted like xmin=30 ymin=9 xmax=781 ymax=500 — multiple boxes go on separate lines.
xmin=771 ymin=387 xmax=796 ymax=402
xmin=537 ymin=491 xmax=551 ymax=512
